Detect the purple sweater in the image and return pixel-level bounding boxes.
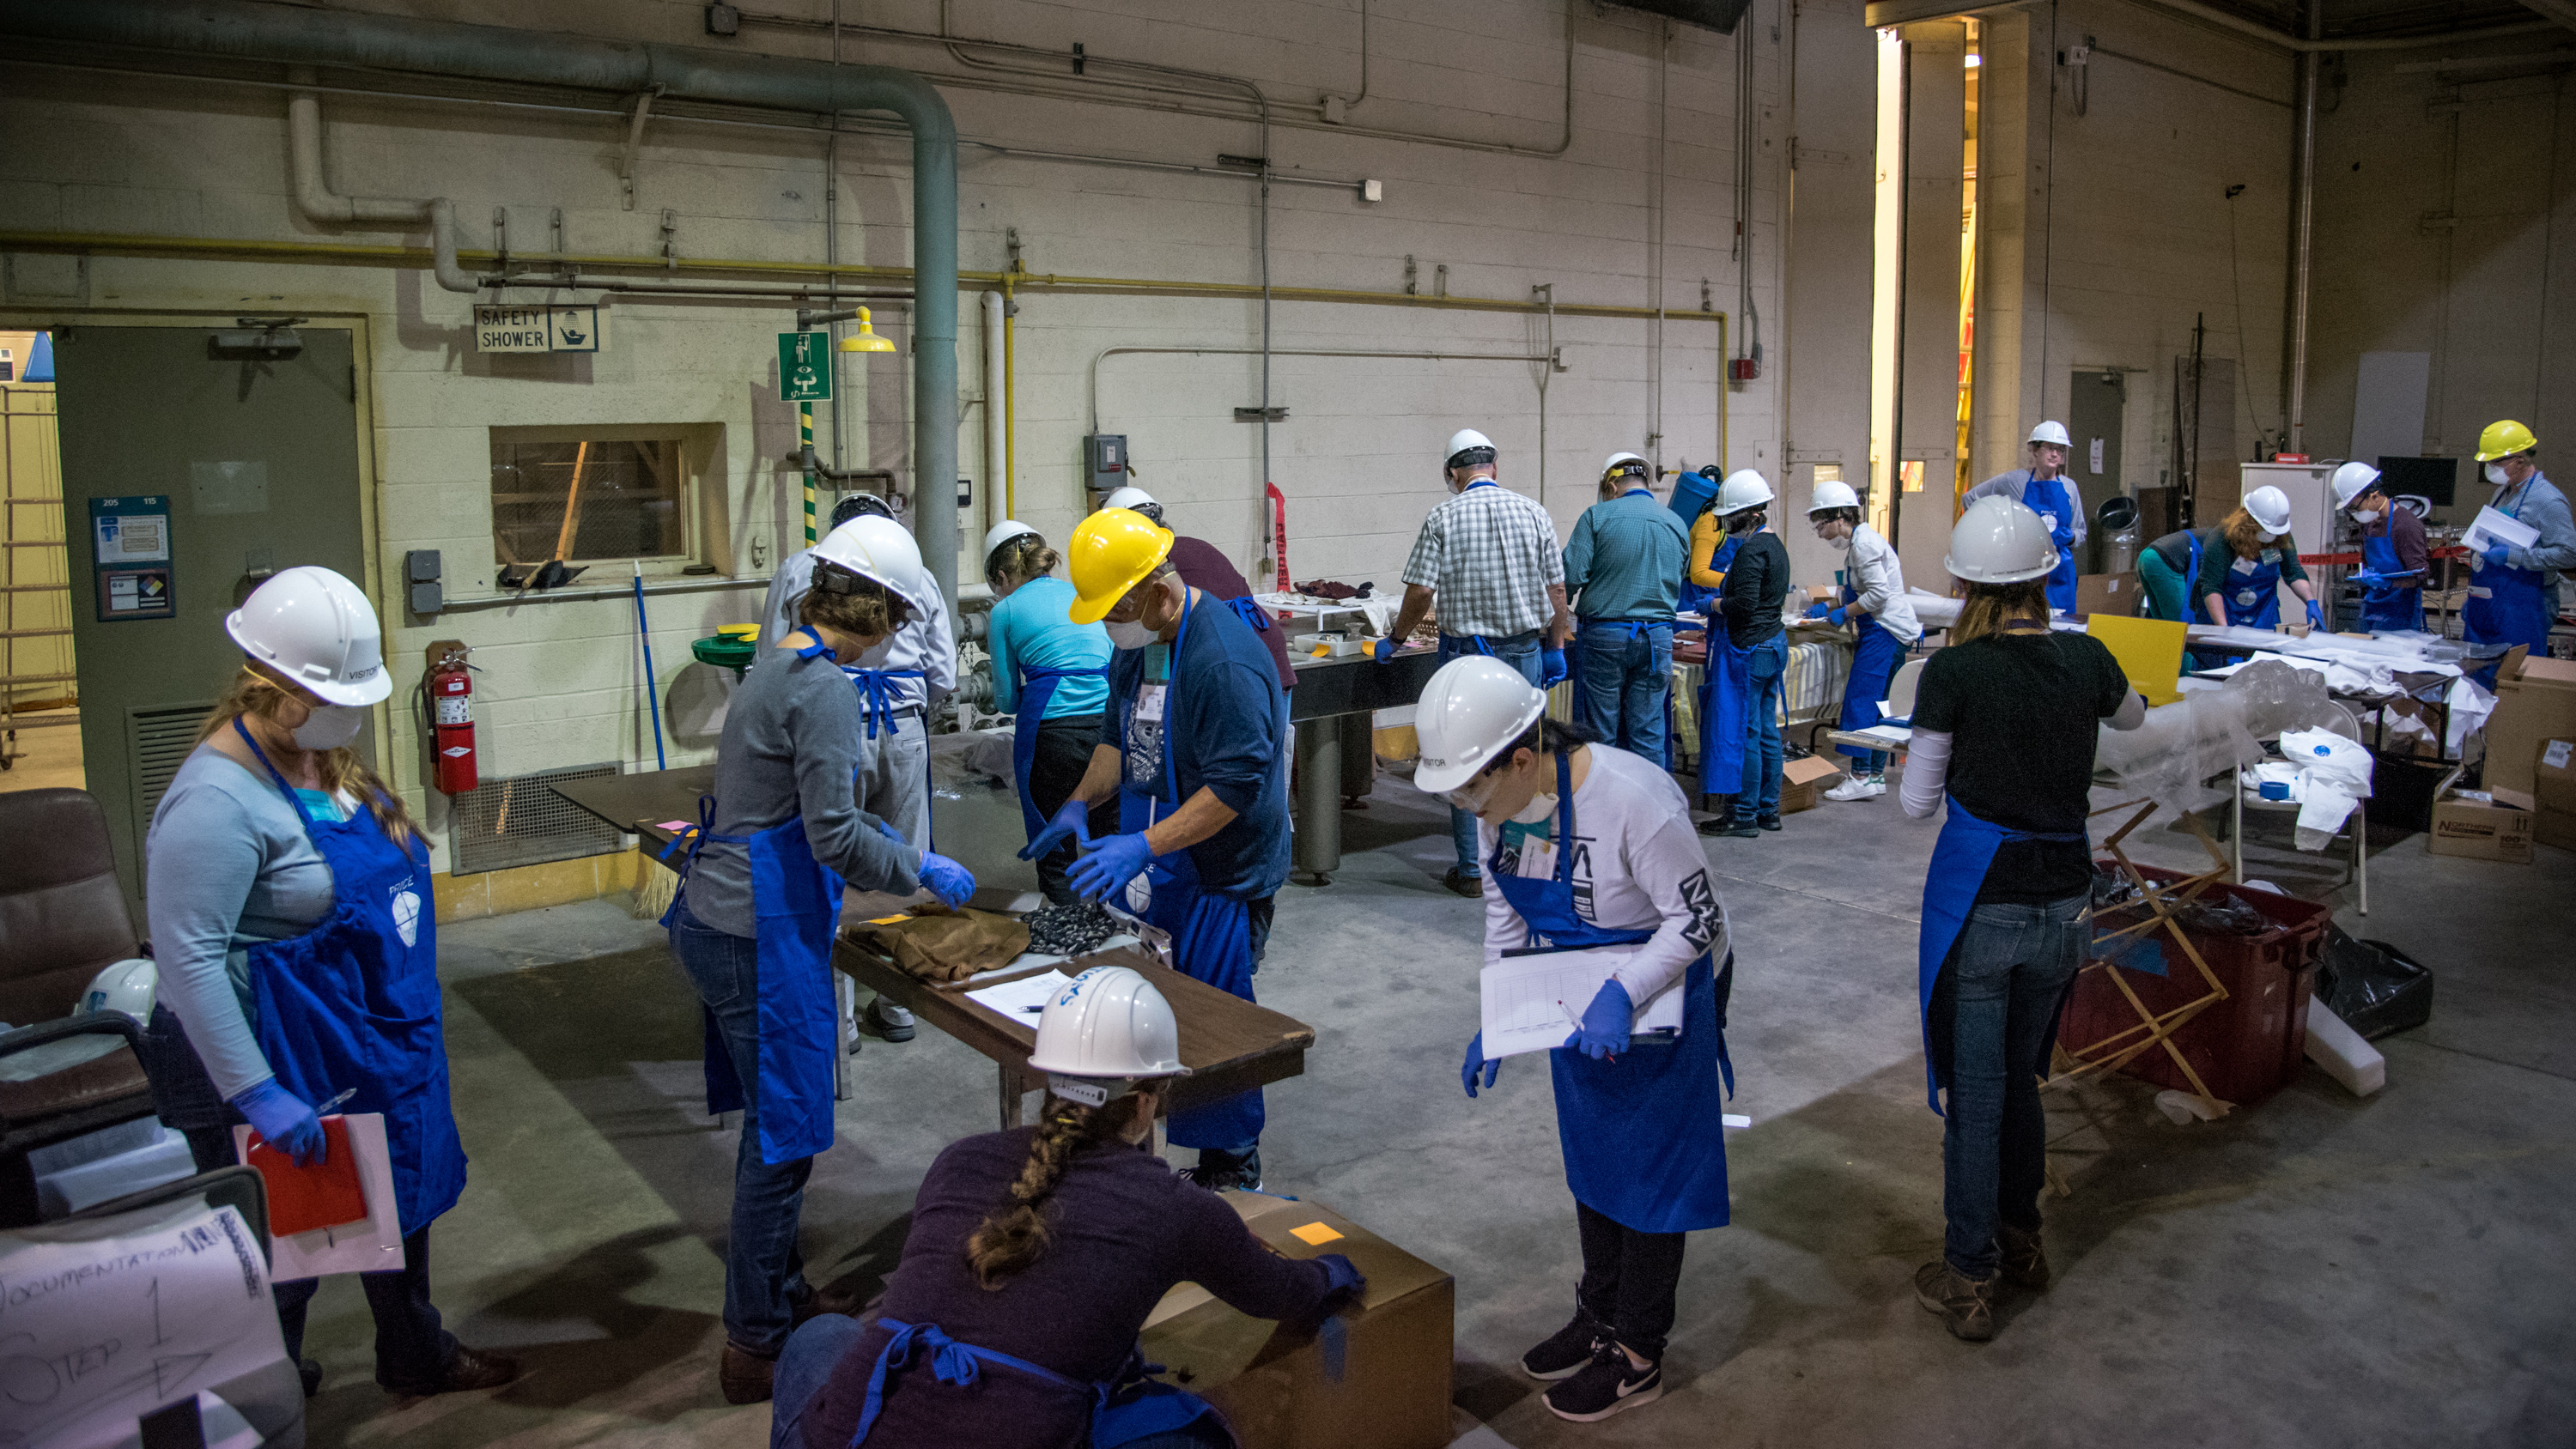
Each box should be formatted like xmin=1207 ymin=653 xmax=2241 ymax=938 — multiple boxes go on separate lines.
xmin=1168 ymin=535 xmax=1297 ymax=691
xmin=800 ymin=1129 xmax=1334 ymax=1449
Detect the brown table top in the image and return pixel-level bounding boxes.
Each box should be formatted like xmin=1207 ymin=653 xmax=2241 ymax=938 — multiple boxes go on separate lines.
xmin=833 ymin=934 xmax=1314 ymax=1113
xmin=550 ymin=766 xmax=718 ymax=863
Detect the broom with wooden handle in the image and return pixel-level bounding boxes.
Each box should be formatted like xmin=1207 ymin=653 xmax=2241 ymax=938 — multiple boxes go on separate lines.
xmin=629 ymin=567 xmax=679 ymax=922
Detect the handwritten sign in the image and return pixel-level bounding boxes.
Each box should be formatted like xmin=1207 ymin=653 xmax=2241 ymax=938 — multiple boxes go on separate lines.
xmin=0 ymin=1197 xmax=286 ymax=1447
xmin=473 ymin=304 xmax=607 ymax=354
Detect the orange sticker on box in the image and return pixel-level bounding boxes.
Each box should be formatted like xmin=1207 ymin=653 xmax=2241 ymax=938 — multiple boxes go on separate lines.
xmin=1289 ymin=1222 xmax=1345 ymax=1246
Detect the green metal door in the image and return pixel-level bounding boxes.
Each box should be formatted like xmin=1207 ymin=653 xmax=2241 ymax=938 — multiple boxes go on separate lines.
xmin=52 ymin=325 xmax=368 ymax=906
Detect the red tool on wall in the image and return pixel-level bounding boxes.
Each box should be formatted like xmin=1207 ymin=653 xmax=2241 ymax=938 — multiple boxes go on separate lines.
xmin=424 ymin=640 xmax=477 ymax=795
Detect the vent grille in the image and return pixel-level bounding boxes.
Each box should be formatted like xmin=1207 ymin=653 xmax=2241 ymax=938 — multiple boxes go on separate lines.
xmin=447 ymin=762 xmax=624 ymax=876
xmin=127 ymin=702 xmax=215 ymax=877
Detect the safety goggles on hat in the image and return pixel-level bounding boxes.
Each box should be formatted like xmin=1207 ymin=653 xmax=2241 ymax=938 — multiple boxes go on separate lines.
xmin=811 ymin=559 xmax=915 ymax=626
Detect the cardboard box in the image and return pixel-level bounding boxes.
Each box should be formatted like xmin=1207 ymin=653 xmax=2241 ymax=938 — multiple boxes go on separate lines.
xmin=2428 ymin=767 xmax=2535 ymax=863
xmin=2076 ymin=571 xmax=2140 ymax=619
xmin=1777 ymin=754 xmax=1844 ymax=815
xmin=1138 ymin=1191 xmax=1453 ymax=1449
xmin=2483 ymin=646 xmax=2576 ymax=798
xmin=2532 ymin=737 xmax=2576 ymax=852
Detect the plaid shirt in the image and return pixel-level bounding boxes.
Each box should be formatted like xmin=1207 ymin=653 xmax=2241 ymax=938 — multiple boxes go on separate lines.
xmin=1401 ymin=483 xmax=1564 ymax=639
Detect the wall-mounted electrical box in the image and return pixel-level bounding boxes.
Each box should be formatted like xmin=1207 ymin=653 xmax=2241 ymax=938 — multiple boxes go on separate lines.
xmin=1084 ymin=433 xmax=1128 ymax=492
xmin=405 ymin=549 xmax=443 ymax=616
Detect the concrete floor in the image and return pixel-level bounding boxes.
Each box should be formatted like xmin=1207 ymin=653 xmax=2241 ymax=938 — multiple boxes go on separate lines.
xmin=289 ymin=758 xmax=2574 ymax=1448
xmin=0 ymin=706 xmax=84 ymax=794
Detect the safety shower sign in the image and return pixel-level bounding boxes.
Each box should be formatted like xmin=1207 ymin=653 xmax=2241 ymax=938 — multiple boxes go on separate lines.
xmin=473 ymin=304 xmax=607 ymax=354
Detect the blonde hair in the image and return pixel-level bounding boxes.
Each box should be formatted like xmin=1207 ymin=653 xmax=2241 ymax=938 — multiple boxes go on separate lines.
xmin=200 ymin=666 xmax=421 ymax=848
xmin=986 ymin=533 xmax=1061 ymax=591
xmin=963 ymin=1092 xmax=1149 ymax=1289
xmin=1953 ymin=579 xmax=2051 ymax=643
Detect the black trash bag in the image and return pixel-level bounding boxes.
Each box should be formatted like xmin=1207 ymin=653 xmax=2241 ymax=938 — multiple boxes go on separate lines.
xmin=2314 ymin=928 xmax=2434 ymax=1040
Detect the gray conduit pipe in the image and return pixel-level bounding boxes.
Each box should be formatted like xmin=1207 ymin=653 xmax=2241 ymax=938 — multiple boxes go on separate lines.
xmin=0 ymin=0 xmax=963 ymax=608
xmin=287 ymin=73 xmax=478 ymax=294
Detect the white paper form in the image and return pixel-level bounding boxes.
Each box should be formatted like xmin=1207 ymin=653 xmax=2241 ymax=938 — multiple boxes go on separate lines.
xmin=966 ymin=970 xmax=1075 ymax=1019
xmin=231 ymin=1112 xmax=405 ymax=1280
xmin=2462 ymin=505 xmax=2541 ymax=557
xmin=1480 ymin=944 xmax=1686 ymax=1059
xmin=0 ymin=1197 xmax=287 ymax=1449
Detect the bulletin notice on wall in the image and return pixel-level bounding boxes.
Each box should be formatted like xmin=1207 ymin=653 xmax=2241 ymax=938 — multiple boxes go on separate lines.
xmin=88 ymin=495 xmax=173 ymax=622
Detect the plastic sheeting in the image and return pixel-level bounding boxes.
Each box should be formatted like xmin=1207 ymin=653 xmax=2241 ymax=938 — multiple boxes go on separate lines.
xmin=2094 ymin=658 xmax=2358 ymax=821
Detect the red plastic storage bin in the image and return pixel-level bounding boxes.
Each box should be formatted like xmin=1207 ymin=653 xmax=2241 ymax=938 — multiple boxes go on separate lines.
xmin=2059 ymin=864 xmax=2330 ymax=1108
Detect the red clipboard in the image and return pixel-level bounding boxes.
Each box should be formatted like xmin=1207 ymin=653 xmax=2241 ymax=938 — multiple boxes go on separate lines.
xmin=243 ymin=1116 xmax=370 ymax=1235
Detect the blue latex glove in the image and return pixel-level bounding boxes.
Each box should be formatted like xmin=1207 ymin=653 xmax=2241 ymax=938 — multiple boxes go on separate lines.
xmin=1563 ymin=979 xmax=1634 ymax=1060
xmin=1804 ymin=601 xmax=1831 ymax=620
xmin=919 ymin=852 xmax=977 ymax=908
xmin=1067 ymin=832 xmax=1156 ymax=904
xmin=1370 ymin=637 xmax=1399 ymax=662
xmin=1315 ymin=1252 xmax=1367 ymax=1304
xmin=875 ymin=819 xmax=907 ymax=847
xmin=1540 ymin=647 xmax=1569 ymax=687
xmin=1016 ymin=798 xmax=1096 ymax=862
xmin=1461 ymin=1032 xmax=1501 ymax=1098
xmin=2305 ymin=599 xmax=2326 ymax=629
xmin=2347 ymin=570 xmax=2381 ymax=586
xmin=2483 ymin=544 xmax=2513 ymax=568
xmin=1827 ymin=607 xmax=1850 ymax=627
xmin=232 ymin=1078 xmax=325 ymax=1167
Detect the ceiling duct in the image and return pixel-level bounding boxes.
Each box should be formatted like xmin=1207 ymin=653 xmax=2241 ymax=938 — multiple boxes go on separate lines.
xmin=1608 ymin=0 xmax=1754 ymax=33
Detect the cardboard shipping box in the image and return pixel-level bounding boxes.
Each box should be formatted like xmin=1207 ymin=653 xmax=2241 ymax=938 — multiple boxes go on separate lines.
xmin=1138 ymin=1191 xmax=1453 ymax=1449
xmin=2532 ymin=737 xmax=2576 ymax=852
xmin=2428 ymin=767 xmax=2536 ymax=863
xmin=1777 ymin=754 xmax=1844 ymax=815
xmin=2076 ymin=571 xmax=2141 ymax=620
xmin=2482 ymin=647 xmax=2576 ymax=798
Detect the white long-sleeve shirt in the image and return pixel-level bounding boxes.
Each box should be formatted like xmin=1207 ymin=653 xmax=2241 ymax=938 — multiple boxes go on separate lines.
xmin=1480 ymin=745 xmax=1729 ymax=1010
xmin=1845 ymin=523 xmax=1920 ymax=642
xmin=756 ymin=548 xmax=957 ymax=709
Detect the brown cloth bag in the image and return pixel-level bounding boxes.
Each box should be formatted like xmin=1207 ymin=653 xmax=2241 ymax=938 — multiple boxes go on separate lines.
xmin=845 ymin=906 xmax=1031 ymax=983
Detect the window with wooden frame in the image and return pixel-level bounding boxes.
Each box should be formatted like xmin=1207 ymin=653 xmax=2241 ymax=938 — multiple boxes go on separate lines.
xmin=489 ymin=432 xmax=688 ymax=572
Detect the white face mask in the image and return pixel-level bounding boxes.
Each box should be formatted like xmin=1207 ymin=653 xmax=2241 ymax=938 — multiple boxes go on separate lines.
xmin=1105 ymin=618 xmax=1157 ymax=651
xmin=292 ymin=702 xmax=367 ymax=751
xmin=2352 ymin=507 xmax=2381 ymax=523
xmin=2256 ymin=529 xmax=2282 ymax=544
xmin=1820 ymin=530 xmax=1853 ymax=551
xmin=2487 ymin=462 xmax=2512 ymax=487
xmin=1510 ymin=790 xmax=1558 ymax=826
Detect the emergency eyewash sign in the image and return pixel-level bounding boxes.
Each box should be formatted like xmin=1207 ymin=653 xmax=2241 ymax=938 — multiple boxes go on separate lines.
xmin=473 ymin=304 xmax=607 ymax=354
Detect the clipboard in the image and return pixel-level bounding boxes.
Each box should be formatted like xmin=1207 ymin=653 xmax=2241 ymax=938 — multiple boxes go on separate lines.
xmin=234 ymin=1113 xmax=407 ymax=1278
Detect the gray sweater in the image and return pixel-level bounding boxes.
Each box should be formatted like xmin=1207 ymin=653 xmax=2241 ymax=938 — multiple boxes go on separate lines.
xmin=683 ymin=643 xmax=922 ymax=937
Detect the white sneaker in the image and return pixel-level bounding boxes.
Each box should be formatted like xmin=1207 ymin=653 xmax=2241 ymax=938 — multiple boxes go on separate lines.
xmin=1824 ymin=776 xmax=1878 ymax=803
xmin=1866 ymin=777 xmax=1887 ymax=797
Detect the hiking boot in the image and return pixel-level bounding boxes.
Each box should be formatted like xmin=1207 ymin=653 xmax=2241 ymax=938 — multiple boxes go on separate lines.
xmin=1441 ymin=867 xmax=1483 ymax=898
xmin=1518 ymin=1305 xmax=1610 ymax=1380
xmin=1542 ymin=1342 xmax=1663 ymax=1422
xmin=1998 ymin=1222 xmax=2050 ymax=1294
xmin=1914 ymin=1259 xmax=1996 ymax=1342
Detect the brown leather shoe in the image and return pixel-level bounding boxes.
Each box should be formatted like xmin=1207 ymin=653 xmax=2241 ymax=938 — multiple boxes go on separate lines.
xmin=791 ymin=1280 xmax=869 ymax=1328
xmin=720 ymin=1342 xmax=777 ymax=1404
xmin=385 ymin=1344 xmax=520 ymax=1397
xmin=1913 ymin=1259 xmax=1996 ymax=1342
xmin=1997 ymin=1222 xmax=2050 ymax=1294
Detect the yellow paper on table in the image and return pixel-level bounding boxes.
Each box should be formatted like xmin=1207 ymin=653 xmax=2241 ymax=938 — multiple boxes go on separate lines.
xmin=1289 ymin=1222 xmax=1345 ymax=1246
xmin=2087 ymin=614 xmax=2189 ymax=706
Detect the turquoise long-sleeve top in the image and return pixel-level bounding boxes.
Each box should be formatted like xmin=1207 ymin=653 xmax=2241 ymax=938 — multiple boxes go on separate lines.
xmin=988 ymin=576 xmax=1114 ymax=717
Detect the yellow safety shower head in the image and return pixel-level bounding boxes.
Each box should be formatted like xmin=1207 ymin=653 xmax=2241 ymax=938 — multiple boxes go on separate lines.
xmin=838 ymin=307 xmax=898 ymax=354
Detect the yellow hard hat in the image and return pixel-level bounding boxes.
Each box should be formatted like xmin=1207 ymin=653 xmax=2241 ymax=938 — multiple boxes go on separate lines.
xmin=1066 ymin=507 xmax=1174 ymax=624
xmin=2476 ymin=419 xmax=2538 ymax=461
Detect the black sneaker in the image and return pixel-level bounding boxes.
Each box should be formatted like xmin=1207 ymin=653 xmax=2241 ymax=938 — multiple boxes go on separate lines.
xmin=1756 ymin=813 xmax=1783 ymax=832
xmin=1440 ymin=867 xmax=1483 ymax=898
xmin=1179 ymin=1147 xmax=1262 ymax=1192
xmin=1542 ymin=1341 xmax=1662 ymax=1422
xmin=1518 ymin=1308 xmax=1608 ymax=1380
xmin=1701 ymin=817 xmax=1763 ymax=838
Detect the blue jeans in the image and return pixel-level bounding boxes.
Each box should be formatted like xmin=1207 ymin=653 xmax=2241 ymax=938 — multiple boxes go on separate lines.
xmin=1734 ymin=635 xmax=1786 ymax=821
xmin=1577 ymin=620 xmax=1673 ymax=768
xmin=771 ymin=1313 xmax=866 ymax=1447
xmin=670 ymin=900 xmax=817 ymax=1356
xmin=1936 ymin=892 xmax=2087 ymax=1278
xmin=1443 ymin=629 xmax=1546 ymax=876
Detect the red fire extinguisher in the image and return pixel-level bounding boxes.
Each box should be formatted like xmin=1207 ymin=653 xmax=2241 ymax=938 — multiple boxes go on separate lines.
xmin=426 ymin=641 xmax=477 ymax=795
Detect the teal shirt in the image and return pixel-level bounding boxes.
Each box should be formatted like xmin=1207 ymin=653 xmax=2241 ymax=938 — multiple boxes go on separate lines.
xmin=1564 ymin=489 xmax=1691 ymax=621
xmin=988 ymin=576 xmax=1114 ymax=718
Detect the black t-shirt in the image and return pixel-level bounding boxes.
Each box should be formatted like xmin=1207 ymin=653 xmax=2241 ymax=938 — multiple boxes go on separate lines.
xmin=1914 ymin=629 xmax=2134 ymax=902
xmin=1720 ymin=530 xmax=1791 ymax=646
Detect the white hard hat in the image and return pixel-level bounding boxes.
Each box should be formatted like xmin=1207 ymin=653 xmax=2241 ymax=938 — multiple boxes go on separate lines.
xmin=1945 ymin=494 xmax=2063 ymax=584
xmin=2028 ymin=421 xmax=2073 ymax=448
xmin=1601 ymin=452 xmax=1650 ymax=484
xmin=1807 ymin=480 xmax=1862 ymax=514
xmin=2245 ymin=485 xmax=2293 ymax=537
xmin=813 ymin=514 xmax=929 ymax=615
xmin=1445 ymin=428 xmax=1498 ymax=470
xmin=1102 ymin=485 xmax=1159 ymax=517
xmin=82 ymin=958 xmax=157 ymax=1024
xmin=1714 ymin=470 xmax=1775 ymax=516
xmin=1025 ymin=964 xmax=1188 ymax=1105
xmin=1411 ymin=655 xmax=1548 ymax=795
xmin=983 ymin=519 xmax=1040 ymax=569
xmin=2330 ymin=462 xmax=2382 ymax=511
xmin=225 ymin=566 xmax=392 ymax=706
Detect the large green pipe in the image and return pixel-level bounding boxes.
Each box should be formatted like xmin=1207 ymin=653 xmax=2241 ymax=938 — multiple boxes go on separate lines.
xmin=0 ymin=0 xmax=963 ymax=604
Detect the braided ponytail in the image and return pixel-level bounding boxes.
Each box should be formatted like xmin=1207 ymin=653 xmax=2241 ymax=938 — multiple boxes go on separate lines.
xmin=964 ymin=1094 xmax=1136 ymax=1289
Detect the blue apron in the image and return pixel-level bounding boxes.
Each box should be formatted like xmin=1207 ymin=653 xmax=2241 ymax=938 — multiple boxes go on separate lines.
xmin=2011 ymin=470 xmax=2081 ymax=614
xmin=1694 ymin=622 xmax=1753 ymax=797
xmin=1491 ymin=752 xmax=1732 ymax=1234
xmin=233 ymin=721 xmax=465 ymax=1234
xmin=667 ymin=640 xmax=848 ymax=1166
xmin=1011 ymin=664 xmax=1108 ymax=839
xmin=850 ymin=1319 xmax=1226 ymax=1448
xmin=1915 ymin=799 xmax=2087 ymax=1114
xmin=2218 ymin=546 xmax=2287 ymax=630
xmin=1678 ymin=533 xmax=1738 ymax=616
xmin=1115 ymin=595 xmax=1267 ymax=1152
xmin=845 ymin=666 xmax=924 ymax=740
xmin=1837 ymin=614 xmax=1910 ymax=761
xmin=1225 ymin=595 xmax=1274 ymax=638
xmin=2358 ymin=524 xmax=2423 ymax=634
xmin=2464 ymin=481 xmax=2554 ymax=655
xmin=2185 ymin=530 xmax=2208 ymax=622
